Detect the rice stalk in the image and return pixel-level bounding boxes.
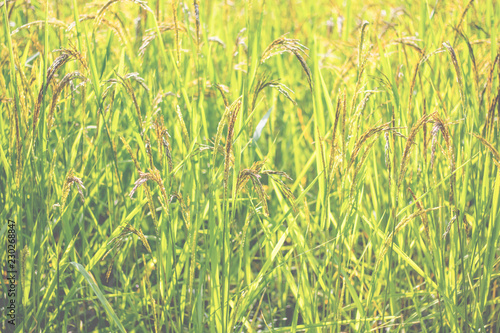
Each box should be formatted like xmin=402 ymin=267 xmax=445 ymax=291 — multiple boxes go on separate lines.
xmin=162 ymin=130 xmax=174 ymax=173
xmin=430 ymin=112 xmax=456 ymax=205
xmin=153 ymin=116 xmax=164 ymax=163
xmin=121 ymin=223 xmax=152 ymax=253
xmin=11 ymin=18 xmax=68 ymax=34
xmin=171 ymin=192 xmax=191 ymax=229
xmin=397 ymin=112 xmax=434 ymax=195
xmin=193 ymin=0 xmax=200 ymax=53
xmin=340 ymin=88 xmax=347 ymax=157
xmin=327 ymin=95 xmax=342 ymax=187
xmin=249 ymin=173 xmax=269 ymax=216
xmin=337 ymin=276 xmax=345 ymax=321
xmin=472 ymin=133 xmax=500 ymax=169
xmin=457 ymin=30 xmax=479 ymax=93
xmin=479 ymin=53 xmax=498 ymax=109
xmin=232 ymin=27 xmax=247 ymax=57
xmin=20 ymin=245 xmax=29 ymax=292
xmin=172 ymin=0 xmax=180 ymax=64
xmin=422 ymin=97 xmax=428 ymax=166
xmin=120 ymin=136 xmax=161 ymax=230
xmin=214 ymin=83 xmax=230 ymax=108
xmin=251 ymin=75 xmax=297 ymax=113
xmin=67 ymin=14 xmax=128 ymax=44
xmin=12 ymin=51 xmax=35 ymax=108
xmin=47 ymin=71 xmax=88 ymax=137
xmin=60 ymin=168 xmax=85 ymax=210
xmin=236 ymin=161 xmax=271 ymax=216
xmin=174 ymin=105 xmax=190 ymax=149
xmin=484 ymin=89 xmax=499 ymax=136
xmin=145 ymin=138 xmax=154 ymax=169
xmin=443 ymin=208 xmax=460 ymax=239
xmin=408 ymin=187 xmax=432 ymax=251
xmin=236 ymin=161 xmax=265 ymax=193
xmin=121 ymin=139 xmax=159 ymax=230
xmin=115 ymin=72 xmax=149 ymax=133
xmin=228 ymin=289 xmax=246 ymax=330
xmin=347 ymin=121 xmax=392 ymax=173
xmin=94 ymin=0 xmax=152 ymax=34
xmin=213 ymin=96 xmax=241 ymax=174
xmin=130 ymin=168 xmax=169 ymax=212
xmin=392 ymin=37 xmax=424 ymax=56
xmin=358 ymin=21 xmax=370 ymax=75
xmin=384 ymin=131 xmax=391 ymax=170
xmin=223 ymin=98 xmax=242 ymax=196
xmin=260 ymin=34 xmax=312 ymax=91
xmin=142 ymin=253 xmax=158 ymax=333
xmin=350 ymin=23 xmax=370 ymax=119
xmin=32 ymin=51 xmax=72 ymax=140
xmin=354 ymin=91 xmax=373 ymax=117
xmin=316 ymin=125 xmax=328 ymax=186
xmin=406 ymin=58 xmax=421 ymax=125
xmin=453 ymin=0 xmax=475 ymax=45
xmin=139 ymin=22 xmax=186 ymax=57
xmin=349 ymin=138 xmax=376 ymax=203
xmin=376 ymin=207 xmax=441 ymax=270
xmin=263 ymin=171 xmax=297 ymax=214
xmin=187 ymin=224 xmax=197 ymax=316
xmin=120 ymin=136 xmax=141 ymax=171
xmin=443 ymin=42 xmax=467 ymax=117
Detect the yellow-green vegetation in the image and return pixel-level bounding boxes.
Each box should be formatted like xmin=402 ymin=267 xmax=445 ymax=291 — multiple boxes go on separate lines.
xmin=1 ymin=0 xmax=500 ymax=331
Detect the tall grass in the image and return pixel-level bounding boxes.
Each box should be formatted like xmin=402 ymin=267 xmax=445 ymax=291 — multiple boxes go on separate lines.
xmin=1 ymin=0 xmax=499 ymax=332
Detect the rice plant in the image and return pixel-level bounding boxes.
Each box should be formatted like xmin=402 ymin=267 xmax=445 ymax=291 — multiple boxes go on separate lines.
xmin=1 ymin=0 xmax=499 ymax=332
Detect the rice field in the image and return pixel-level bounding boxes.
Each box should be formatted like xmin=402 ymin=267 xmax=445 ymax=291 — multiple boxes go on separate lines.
xmin=1 ymin=0 xmax=499 ymax=331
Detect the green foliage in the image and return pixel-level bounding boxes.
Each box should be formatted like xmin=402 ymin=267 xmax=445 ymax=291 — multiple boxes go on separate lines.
xmin=1 ymin=0 xmax=499 ymax=331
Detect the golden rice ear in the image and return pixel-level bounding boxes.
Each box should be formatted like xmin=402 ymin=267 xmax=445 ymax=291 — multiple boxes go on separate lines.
xmin=214 ymin=83 xmax=230 ymax=109
xmin=430 ymin=112 xmax=456 ymax=205
xmin=250 ymin=75 xmax=297 ymax=127
xmin=125 ymin=224 xmax=152 ymax=253
xmin=172 ymin=0 xmax=181 ymax=64
xmin=139 ymin=21 xmax=187 ymax=57
xmin=357 ymin=21 xmax=370 ymax=75
xmin=453 ymin=0 xmax=475 ymax=45
xmin=397 ymin=112 xmax=434 ymax=195
xmin=193 ymin=0 xmax=201 ymax=52
xmin=68 ymin=14 xmax=128 ymax=46
xmin=145 ymin=138 xmax=154 ymax=169
xmin=175 ymin=105 xmax=190 ymax=148
xmin=161 ymin=129 xmax=174 ymax=173
xmin=94 ymin=0 xmax=152 ymax=34
xmin=115 ymin=73 xmax=149 ymax=134
xmin=47 ymin=72 xmax=88 ymax=137
xmin=61 ymin=169 xmax=86 ymax=210
xmin=268 ymin=173 xmax=298 ymax=214
xmin=347 ymin=121 xmax=392 ymax=173
xmin=223 ymin=98 xmax=242 ymax=193
xmin=130 ymin=168 xmax=169 ymax=212
xmin=249 ymin=174 xmax=269 ymax=216
xmin=260 ymin=35 xmax=313 ymax=91
xmin=33 ymin=51 xmax=74 ymax=140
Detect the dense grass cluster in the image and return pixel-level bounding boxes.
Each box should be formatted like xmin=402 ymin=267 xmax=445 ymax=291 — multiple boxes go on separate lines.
xmin=1 ymin=0 xmax=499 ymax=331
